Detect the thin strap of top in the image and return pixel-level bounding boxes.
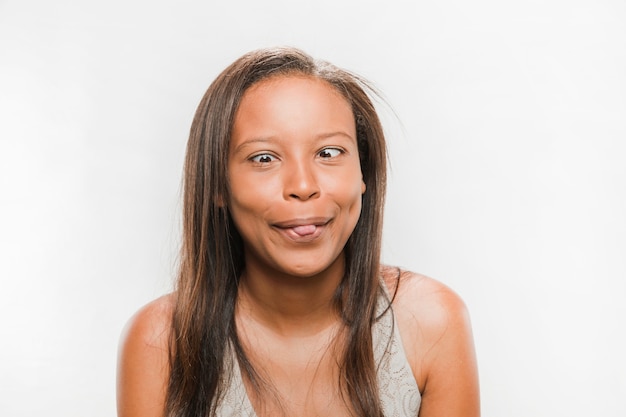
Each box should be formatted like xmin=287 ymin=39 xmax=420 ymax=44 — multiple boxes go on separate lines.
xmin=374 ymin=284 xmax=421 ymax=416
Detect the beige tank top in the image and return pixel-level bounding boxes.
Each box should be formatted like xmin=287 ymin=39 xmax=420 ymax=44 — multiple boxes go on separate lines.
xmin=215 ymin=292 xmax=421 ymax=416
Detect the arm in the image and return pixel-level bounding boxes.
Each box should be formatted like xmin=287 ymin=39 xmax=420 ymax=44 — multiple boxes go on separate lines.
xmin=389 ymin=272 xmax=480 ymax=417
xmin=418 ymin=289 xmax=480 ymax=416
xmin=116 ymin=295 xmax=173 ymax=417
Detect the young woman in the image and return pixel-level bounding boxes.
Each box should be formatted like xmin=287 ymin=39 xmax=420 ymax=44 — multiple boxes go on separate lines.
xmin=117 ymin=47 xmax=480 ymax=417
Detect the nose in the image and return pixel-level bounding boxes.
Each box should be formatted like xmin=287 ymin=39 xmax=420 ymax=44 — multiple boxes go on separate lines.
xmin=283 ymin=160 xmax=320 ymax=201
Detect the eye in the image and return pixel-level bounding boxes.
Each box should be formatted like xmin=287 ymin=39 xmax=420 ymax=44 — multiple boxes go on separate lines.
xmin=318 ymin=148 xmax=342 ymax=158
xmin=250 ymin=153 xmax=276 ymax=164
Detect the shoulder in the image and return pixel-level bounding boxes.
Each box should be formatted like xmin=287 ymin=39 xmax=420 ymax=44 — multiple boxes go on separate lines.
xmin=117 ymin=294 xmax=175 ymax=417
xmin=381 ymin=267 xmax=480 ymax=416
xmin=120 ymin=294 xmax=175 ymax=347
xmin=382 ymin=267 xmax=470 ymax=343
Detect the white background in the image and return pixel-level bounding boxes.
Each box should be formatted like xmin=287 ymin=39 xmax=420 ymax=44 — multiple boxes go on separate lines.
xmin=1 ymin=1 xmax=625 ymax=416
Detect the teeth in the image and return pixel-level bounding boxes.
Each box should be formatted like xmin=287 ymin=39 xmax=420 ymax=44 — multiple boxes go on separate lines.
xmin=292 ymin=225 xmax=316 ymax=236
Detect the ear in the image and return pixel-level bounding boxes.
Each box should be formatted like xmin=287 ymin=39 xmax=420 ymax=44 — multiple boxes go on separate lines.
xmin=361 ymin=179 xmax=366 ymax=194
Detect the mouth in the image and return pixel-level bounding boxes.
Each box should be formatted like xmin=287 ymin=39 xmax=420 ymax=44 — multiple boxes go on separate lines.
xmin=272 ymin=217 xmax=331 ymax=240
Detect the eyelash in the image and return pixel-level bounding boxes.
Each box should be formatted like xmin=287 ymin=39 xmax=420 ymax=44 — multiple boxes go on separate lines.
xmin=249 ymin=147 xmax=344 ymax=164
xmin=250 ymin=153 xmax=276 ymax=163
xmin=317 ymin=147 xmax=343 ymax=158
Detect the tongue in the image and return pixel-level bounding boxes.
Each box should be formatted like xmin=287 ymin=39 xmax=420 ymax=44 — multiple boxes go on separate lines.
xmin=292 ymin=225 xmax=316 ymax=236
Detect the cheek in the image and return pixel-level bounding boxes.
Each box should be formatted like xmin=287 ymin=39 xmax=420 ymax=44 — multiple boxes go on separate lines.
xmin=227 ymin=178 xmax=278 ymax=231
xmin=228 ymin=196 xmax=262 ymax=246
xmin=228 ymin=169 xmax=270 ymax=212
xmin=326 ymin=173 xmax=365 ymax=217
xmin=229 ymin=192 xmax=261 ymax=223
xmin=335 ymin=168 xmax=366 ymax=201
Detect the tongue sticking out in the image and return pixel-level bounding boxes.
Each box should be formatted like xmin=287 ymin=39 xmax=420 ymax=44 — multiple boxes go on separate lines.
xmin=292 ymin=225 xmax=316 ymax=236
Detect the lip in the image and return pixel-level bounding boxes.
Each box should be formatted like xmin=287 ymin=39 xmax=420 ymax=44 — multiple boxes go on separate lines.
xmin=271 ymin=217 xmax=331 ymax=243
xmin=272 ymin=217 xmax=331 ymax=228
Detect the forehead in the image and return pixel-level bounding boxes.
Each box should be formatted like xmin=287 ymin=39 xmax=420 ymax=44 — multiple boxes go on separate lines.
xmin=240 ymin=74 xmax=351 ymax=112
xmin=232 ymin=75 xmax=356 ymax=138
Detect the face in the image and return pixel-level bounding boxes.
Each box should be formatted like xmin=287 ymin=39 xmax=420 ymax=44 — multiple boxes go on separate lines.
xmin=228 ymin=75 xmax=366 ymax=279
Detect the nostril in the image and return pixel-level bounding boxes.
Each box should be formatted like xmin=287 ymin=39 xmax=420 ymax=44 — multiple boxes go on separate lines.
xmin=283 ymin=165 xmax=320 ymax=200
xmin=288 ymin=190 xmax=319 ymax=201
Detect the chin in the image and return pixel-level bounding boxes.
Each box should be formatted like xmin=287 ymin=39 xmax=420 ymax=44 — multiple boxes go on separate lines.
xmin=279 ymin=253 xmax=344 ymax=279
xmin=282 ymin=264 xmax=328 ymax=278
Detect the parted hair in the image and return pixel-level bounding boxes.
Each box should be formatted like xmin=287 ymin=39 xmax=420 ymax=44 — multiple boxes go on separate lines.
xmin=166 ymin=46 xmax=388 ymax=417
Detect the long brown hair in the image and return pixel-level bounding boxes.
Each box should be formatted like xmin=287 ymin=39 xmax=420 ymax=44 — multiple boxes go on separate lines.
xmin=167 ymin=47 xmax=388 ymax=417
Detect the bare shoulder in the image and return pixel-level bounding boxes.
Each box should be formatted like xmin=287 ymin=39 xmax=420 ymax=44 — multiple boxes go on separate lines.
xmin=382 ymin=267 xmax=480 ymax=416
xmin=117 ymin=294 xmax=175 ymax=417
xmin=382 ymin=268 xmax=470 ymax=337
xmin=120 ymin=293 xmax=175 ymax=350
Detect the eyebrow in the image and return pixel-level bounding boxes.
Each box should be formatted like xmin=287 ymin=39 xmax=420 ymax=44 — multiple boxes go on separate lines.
xmin=316 ymin=131 xmax=355 ymax=141
xmin=231 ymin=137 xmax=276 ymax=155
xmin=232 ymin=131 xmax=355 ymax=154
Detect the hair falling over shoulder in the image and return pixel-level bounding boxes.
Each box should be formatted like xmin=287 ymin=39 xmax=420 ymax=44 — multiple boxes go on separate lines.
xmin=166 ymin=47 xmax=388 ymax=417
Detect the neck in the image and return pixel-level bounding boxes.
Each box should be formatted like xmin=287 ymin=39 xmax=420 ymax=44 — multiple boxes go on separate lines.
xmin=236 ymin=256 xmax=344 ymax=337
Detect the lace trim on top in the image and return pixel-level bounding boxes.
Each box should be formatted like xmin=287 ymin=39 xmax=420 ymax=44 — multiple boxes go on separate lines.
xmin=373 ymin=289 xmax=421 ymax=416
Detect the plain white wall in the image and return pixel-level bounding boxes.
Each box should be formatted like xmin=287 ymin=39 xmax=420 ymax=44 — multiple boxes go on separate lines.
xmin=1 ymin=0 xmax=624 ymax=416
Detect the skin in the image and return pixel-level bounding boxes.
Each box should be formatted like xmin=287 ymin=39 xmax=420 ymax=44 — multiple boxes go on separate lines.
xmin=228 ymin=75 xmax=365 ymax=333
xmin=117 ymin=75 xmax=480 ymax=417
xmin=228 ymin=76 xmax=365 ymax=415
